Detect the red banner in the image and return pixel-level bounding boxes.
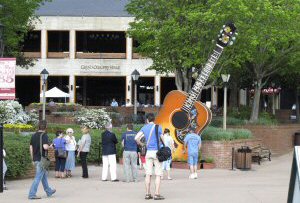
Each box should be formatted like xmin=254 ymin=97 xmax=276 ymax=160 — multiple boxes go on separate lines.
xmin=0 ymin=58 xmax=16 ymax=100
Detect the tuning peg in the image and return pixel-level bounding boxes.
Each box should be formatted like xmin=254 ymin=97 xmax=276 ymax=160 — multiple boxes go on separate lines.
xmin=219 ymin=38 xmax=222 ymax=41
xmin=223 ymin=25 xmax=225 ymax=28
xmin=232 ymin=36 xmax=236 ymax=41
xmin=235 ymin=32 xmax=238 ymax=36
xmin=230 ymin=32 xmax=232 ymax=35
xmin=220 ymin=30 xmax=223 ymax=33
xmin=222 ymin=33 xmax=224 ymax=36
xmin=229 ymin=41 xmax=234 ymax=46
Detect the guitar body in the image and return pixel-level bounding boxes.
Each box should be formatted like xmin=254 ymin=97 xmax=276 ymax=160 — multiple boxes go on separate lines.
xmin=155 ymin=90 xmax=212 ymax=160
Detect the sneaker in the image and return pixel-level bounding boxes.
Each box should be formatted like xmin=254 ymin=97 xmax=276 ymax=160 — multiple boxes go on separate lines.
xmin=47 ymin=189 xmax=56 ymax=197
xmin=154 ymin=194 xmax=165 ymax=200
xmin=111 ymin=179 xmax=119 ymax=182
xmin=194 ymin=173 xmax=198 ymax=179
xmin=29 ymin=196 xmax=42 ymax=200
xmin=189 ymin=174 xmax=194 ymax=179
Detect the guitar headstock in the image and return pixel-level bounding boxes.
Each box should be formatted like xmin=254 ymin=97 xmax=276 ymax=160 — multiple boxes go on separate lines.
xmin=217 ymin=22 xmax=237 ymax=47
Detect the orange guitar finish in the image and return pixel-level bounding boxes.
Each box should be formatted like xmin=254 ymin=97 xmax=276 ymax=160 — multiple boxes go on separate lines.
xmin=155 ymin=90 xmax=212 ymax=160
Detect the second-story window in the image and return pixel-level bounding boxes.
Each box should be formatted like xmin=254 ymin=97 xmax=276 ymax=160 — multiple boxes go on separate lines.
xmin=48 ymin=31 xmax=70 ymax=58
xmin=22 ymin=31 xmax=41 ymax=55
xmin=76 ymin=31 xmax=126 ymax=59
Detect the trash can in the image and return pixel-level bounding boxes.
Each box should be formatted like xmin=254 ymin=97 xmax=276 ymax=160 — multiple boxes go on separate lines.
xmin=236 ymin=146 xmax=252 ymax=170
xmin=295 ymin=132 xmax=300 ymax=146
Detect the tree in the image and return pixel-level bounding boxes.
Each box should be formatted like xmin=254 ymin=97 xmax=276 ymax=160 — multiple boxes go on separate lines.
xmin=126 ymin=0 xmax=239 ymax=92
xmin=0 ymin=0 xmax=48 ymax=67
xmin=127 ymin=0 xmax=300 ymax=122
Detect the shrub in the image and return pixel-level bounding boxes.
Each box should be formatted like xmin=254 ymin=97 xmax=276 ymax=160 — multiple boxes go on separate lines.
xmin=0 ymin=100 xmax=38 ymax=124
xmin=202 ymin=126 xmax=252 ymax=141
xmin=75 ymin=108 xmax=111 ymax=129
xmin=205 ymin=157 xmax=214 ymax=163
xmin=4 ymin=123 xmax=35 ymax=133
xmin=4 ymin=134 xmax=32 ymax=178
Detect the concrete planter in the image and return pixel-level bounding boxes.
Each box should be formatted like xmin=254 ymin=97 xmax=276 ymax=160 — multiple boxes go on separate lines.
xmin=203 ymin=163 xmax=215 ymax=169
xmin=171 ymin=161 xmax=189 ymax=169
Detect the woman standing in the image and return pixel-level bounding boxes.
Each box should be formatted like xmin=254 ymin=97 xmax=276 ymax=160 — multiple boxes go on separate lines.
xmin=64 ymin=128 xmax=77 ymax=177
xmin=77 ymin=126 xmax=91 ymax=178
xmin=53 ymin=130 xmax=67 ymax=178
xmin=101 ymin=122 xmax=119 ymax=182
xmin=162 ymin=128 xmax=175 ymax=180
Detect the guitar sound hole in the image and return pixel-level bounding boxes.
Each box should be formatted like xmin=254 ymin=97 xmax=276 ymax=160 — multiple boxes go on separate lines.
xmin=171 ymin=111 xmax=189 ymax=130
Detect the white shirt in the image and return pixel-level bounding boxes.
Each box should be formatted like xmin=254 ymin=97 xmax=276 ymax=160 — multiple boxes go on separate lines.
xmin=65 ymin=135 xmax=77 ymax=151
xmin=163 ymin=134 xmax=174 ymax=149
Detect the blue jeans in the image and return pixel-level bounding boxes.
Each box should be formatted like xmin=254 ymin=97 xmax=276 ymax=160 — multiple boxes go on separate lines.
xmin=28 ymin=161 xmax=54 ymax=198
xmin=188 ymin=153 xmax=198 ymax=166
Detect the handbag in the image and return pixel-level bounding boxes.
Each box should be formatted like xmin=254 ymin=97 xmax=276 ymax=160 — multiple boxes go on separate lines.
xmin=56 ymin=138 xmax=67 ymax=158
xmin=138 ymin=124 xmax=156 ymax=156
xmin=155 ymin=125 xmax=172 ymax=162
xmin=40 ymin=133 xmax=51 ymax=171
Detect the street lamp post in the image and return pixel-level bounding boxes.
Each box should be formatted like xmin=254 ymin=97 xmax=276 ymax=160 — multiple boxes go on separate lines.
xmin=131 ymin=69 xmax=140 ymax=120
xmin=40 ymin=69 xmax=49 ymax=120
xmin=222 ymin=74 xmax=230 ymax=130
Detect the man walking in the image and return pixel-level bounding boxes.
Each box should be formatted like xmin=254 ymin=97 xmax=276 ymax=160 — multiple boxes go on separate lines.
xmin=183 ymin=127 xmax=202 ymax=179
xmin=135 ymin=113 xmax=165 ymax=200
xmin=121 ymin=124 xmax=138 ymax=182
xmin=28 ymin=120 xmax=56 ymax=199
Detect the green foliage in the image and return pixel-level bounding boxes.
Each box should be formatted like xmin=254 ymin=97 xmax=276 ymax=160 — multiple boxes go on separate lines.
xmin=202 ymin=126 xmax=252 ymax=141
xmin=205 ymin=157 xmax=214 ymax=163
xmin=0 ymin=0 xmax=49 ymax=67
xmin=228 ymin=106 xmax=252 ymax=120
xmin=4 ymin=134 xmax=32 ymax=178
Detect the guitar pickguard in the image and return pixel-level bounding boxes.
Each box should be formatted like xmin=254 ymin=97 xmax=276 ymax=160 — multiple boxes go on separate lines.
xmin=175 ymin=107 xmax=199 ymax=144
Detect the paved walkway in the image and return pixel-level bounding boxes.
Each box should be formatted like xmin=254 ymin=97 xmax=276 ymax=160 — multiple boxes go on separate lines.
xmin=0 ymin=153 xmax=293 ymax=203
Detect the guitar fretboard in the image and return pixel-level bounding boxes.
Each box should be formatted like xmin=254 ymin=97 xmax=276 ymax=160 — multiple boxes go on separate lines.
xmin=182 ymin=44 xmax=224 ymax=113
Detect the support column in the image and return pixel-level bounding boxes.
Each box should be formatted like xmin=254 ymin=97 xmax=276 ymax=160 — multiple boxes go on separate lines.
xmin=40 ymin=76 xmax=43 ymax=103
xmin=69 ymin=75 xmax=75 ymax=103
xmin=41 ymin=29 xmax=47 ymax=59
xmin=70 ymin=30 xmax=76 ymax=59
xmin=126 ymin=75 xmax=132 ymax=104
xmin=126 ymin=37 xmax=132 ymax=60
xmin=155 ymin=76 xmax=160 ymax=106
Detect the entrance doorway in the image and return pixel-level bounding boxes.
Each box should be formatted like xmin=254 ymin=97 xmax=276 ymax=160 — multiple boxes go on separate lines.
xmin=16 ymin=76 xmax=40 ymax=106
xmin=75 ymin=76 xmax=126 ymax=106
xmin=132 ymin=77 xmax=154 ymax=106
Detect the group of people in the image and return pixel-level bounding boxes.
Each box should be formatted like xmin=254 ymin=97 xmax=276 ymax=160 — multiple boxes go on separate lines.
xmin=25 ymin=113 xmax=201 ymax=200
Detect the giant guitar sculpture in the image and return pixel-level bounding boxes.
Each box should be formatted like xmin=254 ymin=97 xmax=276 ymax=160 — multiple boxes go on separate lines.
xmin=155 ymin=22 xmax=237 ymax=159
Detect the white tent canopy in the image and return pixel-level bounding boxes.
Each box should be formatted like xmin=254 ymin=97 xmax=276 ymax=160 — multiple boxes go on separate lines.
xmin=40 ymin=87 xmax=70 ymax=98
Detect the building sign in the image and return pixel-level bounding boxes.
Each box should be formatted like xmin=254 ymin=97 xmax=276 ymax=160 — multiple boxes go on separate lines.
xmin=80 ymin=65 xmax=121 ymax=73
xmin=0 ymin=58 xmax=16 ymax=100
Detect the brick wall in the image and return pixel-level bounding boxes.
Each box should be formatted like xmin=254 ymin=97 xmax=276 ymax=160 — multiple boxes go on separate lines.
xmin=201 ymin=139 xmax=262 ymax=169
xmin=232 ymin=124 xmax=300 ymax=155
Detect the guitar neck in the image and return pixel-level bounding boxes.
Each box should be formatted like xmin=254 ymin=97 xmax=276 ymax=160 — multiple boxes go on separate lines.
xmin=182 ymin=44 xmax=224 ymax=113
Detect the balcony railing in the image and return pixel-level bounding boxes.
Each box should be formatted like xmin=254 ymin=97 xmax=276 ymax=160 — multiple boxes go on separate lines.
xmin=76 ymin=52 xmax=126 ymax=59
xmin=47 ymin=52 xmax=70 ymax=58
xmin=23 ymin=52 xmax=41 ymax=58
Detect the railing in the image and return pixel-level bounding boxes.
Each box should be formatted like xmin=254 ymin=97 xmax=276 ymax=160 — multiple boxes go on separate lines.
xmin=23 ymin=52 xmax=41 ymax=58
xmin=47 ymin=52 xmax=70 ymax=58
xmin=76 ymin=52 xmax=126 ymax=59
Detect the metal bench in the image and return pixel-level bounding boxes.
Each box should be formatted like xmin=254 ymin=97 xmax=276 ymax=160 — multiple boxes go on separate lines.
xmin=251 ymin=144 xmax=271 ymax=165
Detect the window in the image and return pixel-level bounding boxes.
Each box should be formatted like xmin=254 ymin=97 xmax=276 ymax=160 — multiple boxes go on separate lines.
xmin=76 ymin=31 xmax=126 ymax=53
xmin=22 ymin=31 xmax=41 ymax=52
xmin=48 ymin=31 xmax=69 ymax=52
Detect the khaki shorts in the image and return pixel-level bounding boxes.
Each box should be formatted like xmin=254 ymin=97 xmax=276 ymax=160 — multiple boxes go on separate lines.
xmin=145 ymin=150 xmax=163 ymax=176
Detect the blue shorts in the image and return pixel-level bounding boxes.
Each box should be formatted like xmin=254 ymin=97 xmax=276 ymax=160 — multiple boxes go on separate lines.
xmin=188 ymin=153 xmax=198 ymax=166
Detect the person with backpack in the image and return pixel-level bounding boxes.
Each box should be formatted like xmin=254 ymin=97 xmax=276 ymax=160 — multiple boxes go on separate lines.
xmin=28 ymin=120 xmax=56 ymax=200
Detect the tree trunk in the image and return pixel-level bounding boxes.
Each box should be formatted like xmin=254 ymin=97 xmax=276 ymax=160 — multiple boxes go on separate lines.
xmin=250 ymin=79 xmax=262 ymax=122
xmin=229 ymin=82 xmax=238 ymax=108
xmin=175 ymin=68 xmax=183 ymax=90
xmin=175 ymin=68 xmax=193 ymax=92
